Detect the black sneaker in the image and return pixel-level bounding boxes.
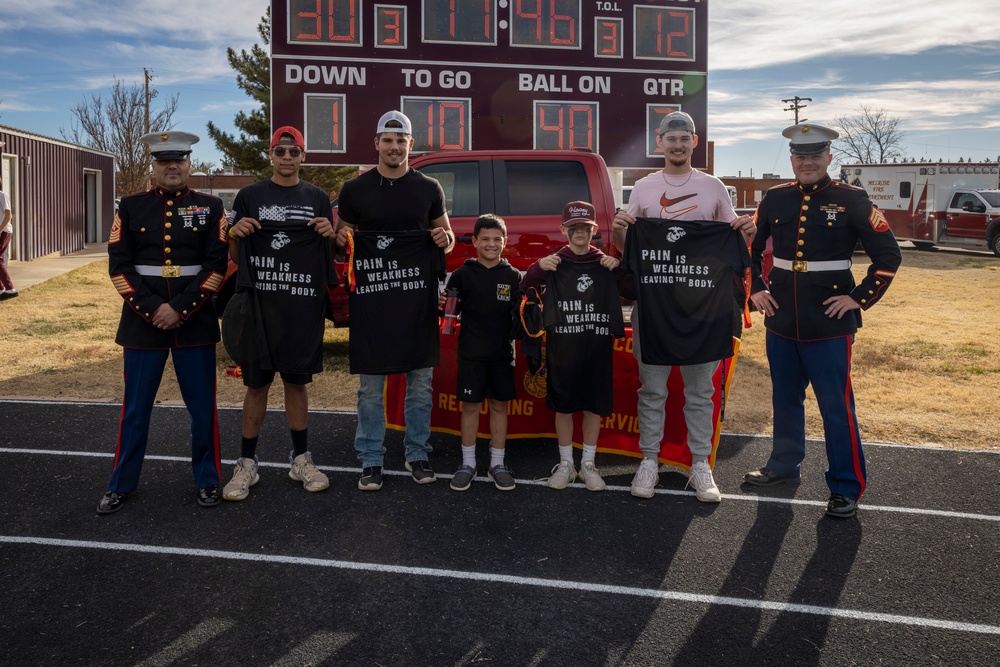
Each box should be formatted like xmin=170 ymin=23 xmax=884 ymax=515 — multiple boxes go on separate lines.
xmin=488 ymin=464 xmax=516 ymax=491
xmin=405 ymin=460 xmax=437 ymax=484
xmin=450 ymin=465 xmax=476 ymax=491
xmin=358 ymin=466 xmax=383 ymax=491
xmin=825 ymin=493 xmax=858 ymax=518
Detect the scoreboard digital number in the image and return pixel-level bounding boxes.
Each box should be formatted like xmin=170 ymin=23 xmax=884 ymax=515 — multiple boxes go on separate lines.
xmin=272 ymin=0 xmax=709 ymax=168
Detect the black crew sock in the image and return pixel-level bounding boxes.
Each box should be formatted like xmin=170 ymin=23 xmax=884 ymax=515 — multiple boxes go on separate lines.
xmin=241 ymin=436 xmax=259 ymax=460
xmin=291 ymin=428 xmax=308 ymax=457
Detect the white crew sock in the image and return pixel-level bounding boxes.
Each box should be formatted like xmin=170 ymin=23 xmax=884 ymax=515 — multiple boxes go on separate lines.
xmin=461 ymin=444 xmax=476 ymax=468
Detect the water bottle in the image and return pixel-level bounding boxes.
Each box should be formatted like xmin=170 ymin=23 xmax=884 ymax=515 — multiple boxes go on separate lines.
xmin=441 ymin=288 xmax=460 ymax=335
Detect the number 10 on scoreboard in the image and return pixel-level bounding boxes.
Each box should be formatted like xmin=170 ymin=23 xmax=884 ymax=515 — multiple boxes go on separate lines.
xmin=534 ymin=101 xmax=598 ymax=151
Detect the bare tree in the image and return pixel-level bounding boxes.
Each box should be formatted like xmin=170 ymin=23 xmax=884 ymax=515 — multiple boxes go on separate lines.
xmin=190 ymin=159 xmax=218 ymax=175
xmin=833 ymin=105 xmax=906 ymax=165
xmin=62 ymin=78 xmax=179 ymax=197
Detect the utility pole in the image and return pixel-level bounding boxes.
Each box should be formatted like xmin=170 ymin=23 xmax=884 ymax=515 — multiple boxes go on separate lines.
xmin=782 ymin=96 xmax=812 ymax=124
xmin=144 ymin=68 xmax=155 ymax=184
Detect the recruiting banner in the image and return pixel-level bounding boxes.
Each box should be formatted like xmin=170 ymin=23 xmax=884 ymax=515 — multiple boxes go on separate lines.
xmin=386 ymin=327 xmax=740 ymax=470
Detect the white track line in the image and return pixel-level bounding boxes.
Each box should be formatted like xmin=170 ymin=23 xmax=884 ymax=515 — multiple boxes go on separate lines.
xmin=2 ymin=447 xmax=997 ymax=523
xmin=3 ymin=535 xmax=998 ymax=637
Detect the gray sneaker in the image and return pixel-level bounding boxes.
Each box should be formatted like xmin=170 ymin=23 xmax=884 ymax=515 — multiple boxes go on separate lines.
xmin=630 ymin=458 xmax=659 ymax=499
xmin=546 ymin=461 xmax=577 ymax=490
xmin=223 ymin=457 xmax=259 ymax=501
xmin=488 ymin=464 xmax=516 ymax=491
xmin=450 ymin=465 xmax=476 ymax=491
xmin=579 ymin=461 xmax=606 ymax=492
xmin=289 ymin=452 xmax=330 ymax=492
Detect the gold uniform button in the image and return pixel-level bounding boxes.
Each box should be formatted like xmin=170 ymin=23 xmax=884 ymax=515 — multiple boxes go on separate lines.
xmin=183 ymin=310 xmax=189 ymax=315
xmin=869 ymin=290 xmax=874 ymax=294
xmin=828 ymin=222 xmax=833 ymax=227
xmin=861 ymin=299 xmax=867 ymax=304
xmin=166 ymin=212 xmax=173 ymax=217
xmin=191 ymin=302 xmax=197 ymax=307
xmin=804 ymin=196 xmax=811 ymax=201
xmin=164 ymin=235 xmax=171 ymax=241
xmin=833 ymin=284 xmax=839 ymax=289
xmin=193 ymin=227 xmax=199 ymax=232
xmin=167 ymin=201 xmax=174 ymax=206
xmin=165 ymin=223 xmax=172 ymax=229
xmin=797 ymin=240 xmax=805 ymax=246
xmin=165 ymin=247 xmax=171 ymax=253
xmin=802 ymin=205 xmax=809 ymax=211
xmin=799 ymin=227 xmax=805 ymax=233
xmin=876 ymin=280 xmax=882 ymax=285
xmin=796 ymin=251 xmax=803 ymax=257
xmin=800 ymin=216 xmax=807 ymax=222
xmin=165 ymin=259 xmax=173 ymax=265
xmin=140 ymin=227 xmax=146 ymax=232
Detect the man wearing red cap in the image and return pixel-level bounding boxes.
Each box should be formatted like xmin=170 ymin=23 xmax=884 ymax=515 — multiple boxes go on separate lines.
xmin=223 ymin=126 xmax=338 ymax=501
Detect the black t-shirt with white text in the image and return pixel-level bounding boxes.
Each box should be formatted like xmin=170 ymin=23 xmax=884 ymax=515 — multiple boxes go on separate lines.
xmin=446 ymin=259 xmax=522 ymax=363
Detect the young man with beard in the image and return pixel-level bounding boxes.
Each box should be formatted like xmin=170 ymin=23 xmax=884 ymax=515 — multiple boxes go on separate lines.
xmin=612 ymin=111 xmax=756 ymax=503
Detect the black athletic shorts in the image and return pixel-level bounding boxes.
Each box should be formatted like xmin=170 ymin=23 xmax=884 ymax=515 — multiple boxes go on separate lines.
xmin=456 ymin=359 xmax=516 ymax=403
xmin=241 ymin=361 xmax=313 ymax=390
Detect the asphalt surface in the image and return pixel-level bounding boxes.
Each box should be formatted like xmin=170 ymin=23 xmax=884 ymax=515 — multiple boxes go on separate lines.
xmin=1 ymin=399 xmax=998 ymax=666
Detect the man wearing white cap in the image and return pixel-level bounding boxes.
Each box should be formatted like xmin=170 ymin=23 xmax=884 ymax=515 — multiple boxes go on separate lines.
xmin=335 ymin=110 xmax=455 ymax=491
xmin=99 ymin=131 xmax=229 ymax=514
xmin=613 ymin=111 xmax=756 ymax=503
xmin=744 ymin=123 xmax=902 ymax=518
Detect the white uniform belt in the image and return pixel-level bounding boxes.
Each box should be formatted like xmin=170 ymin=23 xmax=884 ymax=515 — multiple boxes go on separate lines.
xmin=134 ymin=264 xmax=201 ymax=277
xmin=772 ymin=258 xmax=851 ymax=273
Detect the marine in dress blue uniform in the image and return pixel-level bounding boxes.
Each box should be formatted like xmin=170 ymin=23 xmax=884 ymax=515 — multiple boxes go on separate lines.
xmin=745 ymin=123 xmax=902 ymax=518
xmin=98 ymin=131 xmax=230 ymax=514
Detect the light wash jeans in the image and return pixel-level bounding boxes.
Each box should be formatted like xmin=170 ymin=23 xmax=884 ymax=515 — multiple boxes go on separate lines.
xmin=632 ymin=308 xmax=716 ymax=461
xmin=354 ymin=367 xmax=434 ymax=468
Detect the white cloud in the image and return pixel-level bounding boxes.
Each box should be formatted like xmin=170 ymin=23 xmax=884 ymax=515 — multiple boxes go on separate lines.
xmin=710 ymin=0 xmax=1000 ymax=70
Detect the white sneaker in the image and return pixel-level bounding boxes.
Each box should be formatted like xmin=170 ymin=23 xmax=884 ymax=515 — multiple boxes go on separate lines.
xmin=630 ymin=458 xmax=659 ymax=498
xmin=289 ymin=452 xmax=330 ymax=492
xmin=687 ymin=460 xmax=722 ymax=503
xmin=223 ymin=457 xmax=259 ymax=501
xmin=547 ymin=461 xmax=577 ymax=489
xmin=578 ymin=461 xmax=606 ymax=491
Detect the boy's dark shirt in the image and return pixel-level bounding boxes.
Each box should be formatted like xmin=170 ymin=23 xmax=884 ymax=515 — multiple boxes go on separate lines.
xmin=446 ymin=258 xmax=522 ymax=363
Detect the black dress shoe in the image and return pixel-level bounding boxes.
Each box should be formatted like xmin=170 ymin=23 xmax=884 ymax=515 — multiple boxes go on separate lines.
xmin=743 ymin=467 xmax=797 ymax=487
xmin=97 ymin=492 xmax=127 ymax=514
xmin=197 ymin=486 xmax=221 ymax=507
xmin=825 ymin=493 xmax=858 ymax=518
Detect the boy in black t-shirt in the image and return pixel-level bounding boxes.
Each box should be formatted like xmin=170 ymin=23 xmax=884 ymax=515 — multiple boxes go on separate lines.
xmin=443 ymin=214 xmax=523 ymax=491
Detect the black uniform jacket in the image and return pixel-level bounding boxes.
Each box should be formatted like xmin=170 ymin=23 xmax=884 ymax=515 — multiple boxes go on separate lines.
xmin=751 ymin=175 xmax=902 ymax=342
xmin=109 ymin=186 xmax=229 ymax=349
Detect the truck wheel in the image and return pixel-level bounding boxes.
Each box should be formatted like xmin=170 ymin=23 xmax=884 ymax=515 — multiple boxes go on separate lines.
xmin=991 ymin=233 xmax=1000 ymax=258
xmin=221 ymin=291 xmax=246 ymax=364
xmin=912 ymin=241 xmax=935 ymax=251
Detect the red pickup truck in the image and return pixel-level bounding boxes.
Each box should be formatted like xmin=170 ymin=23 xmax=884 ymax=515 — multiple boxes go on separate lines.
xmin=218 ymin=149 xmax=619 ymax=329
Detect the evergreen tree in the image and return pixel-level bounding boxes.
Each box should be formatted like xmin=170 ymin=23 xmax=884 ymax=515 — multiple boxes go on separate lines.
xmin=208 ymin=7 xmax=355 ymax=195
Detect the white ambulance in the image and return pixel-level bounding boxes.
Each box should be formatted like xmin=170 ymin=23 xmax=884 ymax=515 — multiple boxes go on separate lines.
xmin=839 ymin=162 xmax=1000 ymax=256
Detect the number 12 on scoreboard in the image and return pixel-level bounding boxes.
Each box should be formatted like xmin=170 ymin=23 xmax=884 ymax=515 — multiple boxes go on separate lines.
xmin=534 ymin=101 xmax=598 ymax=152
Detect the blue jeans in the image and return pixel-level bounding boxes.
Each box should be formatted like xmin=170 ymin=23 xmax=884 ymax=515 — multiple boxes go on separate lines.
xmin=355 ymin=367 xmax=434 ymax=468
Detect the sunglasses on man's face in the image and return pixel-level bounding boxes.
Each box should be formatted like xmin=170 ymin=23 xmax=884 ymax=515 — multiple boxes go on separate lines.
xmin=272 ymin=147 xmax=302 ymax=157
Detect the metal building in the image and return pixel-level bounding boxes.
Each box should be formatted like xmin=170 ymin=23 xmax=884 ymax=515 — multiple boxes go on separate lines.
xmin=0 ymin=125 xmax=116 ymax=261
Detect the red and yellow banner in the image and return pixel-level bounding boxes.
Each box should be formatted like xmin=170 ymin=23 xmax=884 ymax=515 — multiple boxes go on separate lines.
xmin=386 ymin=327 xmax=739 ymax=470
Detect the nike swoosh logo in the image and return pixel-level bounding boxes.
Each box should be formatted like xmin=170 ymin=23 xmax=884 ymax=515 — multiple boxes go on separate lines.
xmin=660 ymin=193 xmax=697 ymax=207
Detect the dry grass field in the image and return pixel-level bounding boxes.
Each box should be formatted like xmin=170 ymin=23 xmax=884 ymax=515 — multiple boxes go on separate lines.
xmin=1 ymin=248 xmax=997 ymax=449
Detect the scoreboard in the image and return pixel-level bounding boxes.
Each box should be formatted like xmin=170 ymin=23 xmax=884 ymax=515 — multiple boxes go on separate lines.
xmin=270 ymin=0 xmax=709 ymax=168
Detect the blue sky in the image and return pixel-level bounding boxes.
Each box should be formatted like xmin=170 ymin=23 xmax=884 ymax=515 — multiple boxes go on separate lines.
xmin=1 ymin=0 xmax=998 ymax=180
